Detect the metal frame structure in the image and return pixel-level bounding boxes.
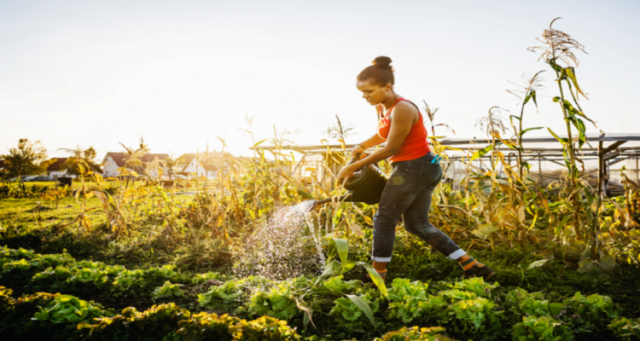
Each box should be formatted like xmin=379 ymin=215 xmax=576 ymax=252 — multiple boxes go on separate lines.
xmin=254 ymin=133 xmax=640 ymax=195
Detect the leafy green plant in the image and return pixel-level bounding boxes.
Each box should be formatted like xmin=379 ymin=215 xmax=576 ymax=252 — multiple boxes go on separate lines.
xmin=451 ymin=277 xmax=498 ymax=298
xmin=504 ymin=288 xmax=565 ymax=321
xmin=375 ymin=326 xmax=455 ymax=341
xmin=609 ymin=317 xmax=640 ymax=341
xmin=312 ymin=275 xmax=360 ymax=296
xmin=152 ymin=281 xmax=185 ymax=301
xmin=177 ymin=312 xmax=238 ymax=341
xmin=192 ymin=272 xmax=224 ymax=285
xmin=444 ymin=296 xmax=501 ymax=336
xmin=434 ymin=282 xmax=503 ymax=338
xmin=247 ymin=277 xmax=311 ymax=321
xmin=563 ymin=292 xmax=619 ymax=334
xmin=198 ymin=280 xmax=245 ymax=309
xmin=111 ymin=269 xmax=147 ymax=295
xmin=386 ymin=278 xmax=433 ymax=324
xmin=512 ymin=316 xmax=574 ymax=341
xmin=32 ymin=294 xmax=107 ymax=325
xmin=230 ymin=315 xmax=301 ymax=341
xmin=329 ymin=291 xmax=380 ymax=327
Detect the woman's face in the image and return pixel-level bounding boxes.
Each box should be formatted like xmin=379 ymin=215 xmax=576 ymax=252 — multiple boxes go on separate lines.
xmin=356 ymin=79 xmax=390 ymax=105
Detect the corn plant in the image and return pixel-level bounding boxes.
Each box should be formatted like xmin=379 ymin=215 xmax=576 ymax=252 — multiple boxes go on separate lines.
xmin=506 ymin=71 xmax=545 ymax=179
xmin=528 ymin=18 xmax=598 ymax=242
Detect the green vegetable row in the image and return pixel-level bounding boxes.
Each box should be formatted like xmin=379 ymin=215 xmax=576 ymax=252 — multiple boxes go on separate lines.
xmin=3 ymin=246 xmax=640 ymax=340
xmin=0 ymin=286 xmax=454 ymax=341
xmin=0 ymin=246 xmax=224 ymax=299
xmin=197 ymin=273 xmax=628 ymax=340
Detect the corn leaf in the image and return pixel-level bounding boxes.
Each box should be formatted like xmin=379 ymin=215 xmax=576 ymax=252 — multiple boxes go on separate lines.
xmin=471 ymin=144 xmax=498 ymax=162
xmin=346 ymin=295 xmax=376 ymax=326
xmin=547 ymin=128 xmax=568 ymax=145
xmin=253 ymin=139 xmax=268 ymax=148
xmin=332 ymin=238 xmax=349 ymax=266
xmin=520 ymin=127 xmax=543 ymax=136
xmin=358 ymin=262 xmax=389 ymax=300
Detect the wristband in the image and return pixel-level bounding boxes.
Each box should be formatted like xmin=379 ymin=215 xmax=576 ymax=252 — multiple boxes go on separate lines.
xmin=357 ymin=144 xmax=366 ymax=150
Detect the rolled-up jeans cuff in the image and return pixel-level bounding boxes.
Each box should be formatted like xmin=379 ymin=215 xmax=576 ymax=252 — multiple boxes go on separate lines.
xmin=372 ymin=256 xmax=392 ymax=262
xmin=447 ymin=249 xmax=466 ymax=260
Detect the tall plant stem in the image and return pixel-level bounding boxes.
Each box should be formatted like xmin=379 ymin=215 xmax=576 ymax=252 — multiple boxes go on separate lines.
xmin=554 ymin=68 xmax=581 ymax=240
xmin=517 ymin=105 xmax=525 ymax=179
xmin=554 ymin=70 xmax=577 ymax=183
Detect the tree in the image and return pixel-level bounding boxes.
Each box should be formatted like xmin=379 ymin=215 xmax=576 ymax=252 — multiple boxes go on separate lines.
xmin=165 ymin=154 xmax=181 ymax=180
xmin=0 ymin=156 xmax=8 ymax=185
xmin=3 ymin=139 xmax=52 ymax=184
xmin=59 ymin=146 xmax=101 ymax=176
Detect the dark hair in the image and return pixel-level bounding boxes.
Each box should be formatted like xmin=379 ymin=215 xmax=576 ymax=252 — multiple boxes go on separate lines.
xmin=357 ymin=56 xmax=395 ymax=86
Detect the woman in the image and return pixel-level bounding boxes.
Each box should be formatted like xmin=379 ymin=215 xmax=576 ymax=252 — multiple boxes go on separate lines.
xmin=337 ymin=56 xmax=494 ymax=281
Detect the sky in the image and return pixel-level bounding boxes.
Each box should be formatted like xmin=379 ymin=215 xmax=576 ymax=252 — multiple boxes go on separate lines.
xmin=1 ymin=0 xmax=639 ymax=160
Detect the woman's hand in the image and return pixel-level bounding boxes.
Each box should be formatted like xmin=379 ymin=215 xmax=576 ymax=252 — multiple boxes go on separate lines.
xmin=337 ymin=164 xmax=358 ymax=184
xmin=350 ymin=145 xmax=365 ymax=158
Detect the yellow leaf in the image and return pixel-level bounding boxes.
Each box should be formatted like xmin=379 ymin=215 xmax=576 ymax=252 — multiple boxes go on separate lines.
xmin=527 ymin=233 xmax=540 ymax=243
xmin=517 ymin=206 xmax=525 ymax=223
xmin=471 ymin=224 xmax=498 ymax=239
xmin=363 ymin=216 xmax=373 ymax=225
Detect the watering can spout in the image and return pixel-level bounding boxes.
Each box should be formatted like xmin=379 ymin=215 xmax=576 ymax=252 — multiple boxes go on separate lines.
xmin=310 ymin=195 xmax=349 ymax=210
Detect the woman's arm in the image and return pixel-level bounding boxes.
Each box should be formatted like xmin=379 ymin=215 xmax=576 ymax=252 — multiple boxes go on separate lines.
xmin=350 ymin=134 xmax=386 ymax=157
xmin=338 ymin=103 xmax=417 ymax=181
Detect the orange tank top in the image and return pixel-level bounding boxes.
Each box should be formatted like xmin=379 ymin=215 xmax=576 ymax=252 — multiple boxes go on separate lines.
xmin=377 ymin=98 xmax=430 ymax=162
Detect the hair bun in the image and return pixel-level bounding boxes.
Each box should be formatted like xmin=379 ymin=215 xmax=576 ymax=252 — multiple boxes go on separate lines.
xmin=373 ymin=56 xmax=393 ymax=71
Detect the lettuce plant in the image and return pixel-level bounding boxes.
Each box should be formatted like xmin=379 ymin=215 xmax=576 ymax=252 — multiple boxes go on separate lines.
xmin=198 ymin=281 xmax=244 ymax=309
xmin=248 ymin=281 xmax=298 ymax=320
xmin=329 ymin=292 xmax=380 ymax=327
xmin=375 ymin=326 xmax=454 ymax=341
xmin=152 ymin=281 xmax=185 ymax=301
xmin=609 ymin=317 xmax=640 ymax=340
xmin=512 ymin=316 xmax=574 ymax=341
xmin=32 ymin=294 xmax=107 ymax=325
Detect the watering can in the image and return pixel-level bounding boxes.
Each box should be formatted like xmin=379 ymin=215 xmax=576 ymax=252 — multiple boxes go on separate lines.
xmin=312 ymin=153 xmax=388 ymax=208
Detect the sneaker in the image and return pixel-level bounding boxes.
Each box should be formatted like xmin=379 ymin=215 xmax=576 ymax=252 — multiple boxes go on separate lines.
xmin=464 ymin=263 xmax=496 ymax=281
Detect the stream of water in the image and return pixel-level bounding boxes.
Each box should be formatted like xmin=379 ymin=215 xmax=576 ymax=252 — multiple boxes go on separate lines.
xmin=233 ymin=200 xmax=325 ymax=280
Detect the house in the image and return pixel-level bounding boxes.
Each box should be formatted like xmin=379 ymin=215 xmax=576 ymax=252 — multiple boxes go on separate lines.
xmin=102 ymin=152 xmax=170 ymax=178
xmin=176 ymin=153 xmax=222 ymax=179
xmin=47 ymin=158 xmax=72 ymax=178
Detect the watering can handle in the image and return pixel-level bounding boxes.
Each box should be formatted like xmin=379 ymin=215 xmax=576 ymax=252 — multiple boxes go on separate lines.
xmin=348 ymin=152 xmax=363 ymax=166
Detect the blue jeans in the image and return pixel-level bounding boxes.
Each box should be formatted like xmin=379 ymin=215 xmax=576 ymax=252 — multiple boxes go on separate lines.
xmin=372 ymin=152 xmax=462 ymax=262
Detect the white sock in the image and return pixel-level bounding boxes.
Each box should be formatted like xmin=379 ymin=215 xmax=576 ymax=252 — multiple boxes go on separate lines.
xmin=447 ymin=249 xmax=466 ymax=261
